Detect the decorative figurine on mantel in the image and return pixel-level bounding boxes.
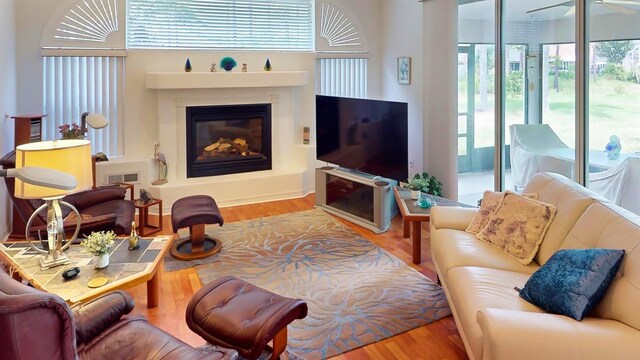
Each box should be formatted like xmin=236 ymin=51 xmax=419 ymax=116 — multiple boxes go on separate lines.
xmin=242 ymin=63 xmax=248 ymax=72
xmin=128 ymin=221 xmax=140 ymax=250
xmin=152 ymin=141 xmax=168 ymax=185
xmin=140 ymin=188 xmax=154 ymax=204
xmin=210 ymin=63 xmax=217 ymax=72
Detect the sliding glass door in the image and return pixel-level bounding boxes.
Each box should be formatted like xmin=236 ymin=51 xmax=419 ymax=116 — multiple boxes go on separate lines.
xmin=587 ymin=4 xmax=640 ymax=214
xmin=457 ymin=0 xmax=640 ymax=215
xmin=458 ymin=1 xmax=495 ymax=206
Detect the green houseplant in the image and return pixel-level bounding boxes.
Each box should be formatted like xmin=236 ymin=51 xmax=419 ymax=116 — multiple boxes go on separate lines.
xmin=404 ymin=172 xmax=443 ymax=199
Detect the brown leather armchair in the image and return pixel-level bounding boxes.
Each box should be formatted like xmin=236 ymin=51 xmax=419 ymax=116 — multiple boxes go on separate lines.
xmin=1 ymin=151 xmax=135 ymax=236
xmin=0 ymin=268 xmax=238 ymax=360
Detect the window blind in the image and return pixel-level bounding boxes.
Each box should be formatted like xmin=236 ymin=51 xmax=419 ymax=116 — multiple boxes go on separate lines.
xmin=127 ymin=0 xmax=314 ymax=50
xmin=43 ymin=56 xmax=124 ymax=156
xmin=316 ymin=58 xmax=368 ymax=98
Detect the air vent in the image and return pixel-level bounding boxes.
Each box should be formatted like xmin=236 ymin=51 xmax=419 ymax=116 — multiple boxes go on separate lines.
xmin=106 ymin=172 xmax=139 ymax=185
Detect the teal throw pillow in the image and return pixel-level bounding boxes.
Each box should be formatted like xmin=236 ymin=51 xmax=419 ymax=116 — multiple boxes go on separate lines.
xmin=518 ymin=248 xmax=624 ymax=321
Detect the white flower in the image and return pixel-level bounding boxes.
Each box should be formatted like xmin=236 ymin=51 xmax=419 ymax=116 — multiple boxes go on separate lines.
xmin=81 ymin=230 xmax=116 ymax=256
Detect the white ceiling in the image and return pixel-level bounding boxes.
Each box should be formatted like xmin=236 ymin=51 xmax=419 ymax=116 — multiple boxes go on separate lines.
xmin=458 ymin=0 xmax=640 ymax=21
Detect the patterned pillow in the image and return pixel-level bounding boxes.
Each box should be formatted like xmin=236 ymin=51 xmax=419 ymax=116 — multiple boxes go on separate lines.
xmin=466 ymin=191 xmax=538 ymax=235
xmin=476 ymin=192 xmax=556 ymax=265
xmin=518 ymin=248 xmax=625 ymax=321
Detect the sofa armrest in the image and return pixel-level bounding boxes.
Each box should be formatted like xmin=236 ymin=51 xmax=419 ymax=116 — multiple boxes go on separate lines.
xmin=72 ymin=291 xmax=135 ymax=345
xmin=477 ymin=308 xmax=640 ymax=360
xmin=430 ymin=206 xmax=478 ymax=231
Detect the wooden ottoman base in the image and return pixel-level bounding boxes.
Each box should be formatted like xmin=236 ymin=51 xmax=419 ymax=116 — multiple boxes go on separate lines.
xmin=170 ymin=224 xmax=222 ymax=260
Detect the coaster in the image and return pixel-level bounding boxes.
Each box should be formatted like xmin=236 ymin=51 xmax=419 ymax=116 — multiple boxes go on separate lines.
xmin=88 ymin=277 xmax=108 ymax=288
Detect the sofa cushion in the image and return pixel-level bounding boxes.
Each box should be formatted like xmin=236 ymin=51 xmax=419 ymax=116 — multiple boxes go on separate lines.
xmin=446 ymin=267 xmax=545 ymax=360
xmin=431 ymin=229 xmax=539 ymax=285
xmin=519 ymin=248 xmax=625 ymax=321
xmin=523 ymin=173 xmax=596 ymax=265
xmin=477 ymin=193 xmax=556 ymax=265
xmin=466 ymin=191 xmax=538 ymax=234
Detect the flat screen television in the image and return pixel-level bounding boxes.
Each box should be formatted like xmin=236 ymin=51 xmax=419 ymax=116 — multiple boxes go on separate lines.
xmin=316 ymin=95 xmax=408 ymax=182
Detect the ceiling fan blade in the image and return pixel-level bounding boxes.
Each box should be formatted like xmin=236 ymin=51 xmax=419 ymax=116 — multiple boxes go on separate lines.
xmin=603 ymin=2 xmax=638 ymax=14
xmin=527 ymin=1 xmax=575 ymax=14
xmin=564 ymin=6 xmax=576 ymax=16
xmin=604 ymin=0 xmax=640 ymax=6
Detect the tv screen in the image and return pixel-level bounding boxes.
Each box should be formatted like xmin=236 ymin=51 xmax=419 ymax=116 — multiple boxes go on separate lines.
xmin=316 ymin=95 xmax=408 ymax=182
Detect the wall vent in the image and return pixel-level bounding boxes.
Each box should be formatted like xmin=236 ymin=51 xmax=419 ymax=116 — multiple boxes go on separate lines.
xmin=106 ymin=172 xmax=139 ymax=184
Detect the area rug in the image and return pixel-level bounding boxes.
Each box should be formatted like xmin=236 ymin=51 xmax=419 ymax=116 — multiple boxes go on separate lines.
xmin=165 ymin=209 xmax=451 ymax=359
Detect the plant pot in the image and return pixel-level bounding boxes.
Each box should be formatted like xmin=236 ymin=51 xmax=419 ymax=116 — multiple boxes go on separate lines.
xmin=93 ymin=254 xmax=109 ymax=269
xmin=410 ymin=190 xmax=420 ymax=200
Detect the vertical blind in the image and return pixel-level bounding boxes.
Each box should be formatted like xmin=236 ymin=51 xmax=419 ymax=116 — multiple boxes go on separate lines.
xmin=43 ymin=56 xmax=124 ymax=156
xmin=316 ymin=58 xmax=368 ymax=98
xmin=127 ymin=0 xmax=314 ymax=49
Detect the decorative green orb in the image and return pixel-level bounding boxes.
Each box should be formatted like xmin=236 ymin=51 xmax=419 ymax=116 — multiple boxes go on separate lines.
xmin=220 ymin=57 xmax=237 ymax=71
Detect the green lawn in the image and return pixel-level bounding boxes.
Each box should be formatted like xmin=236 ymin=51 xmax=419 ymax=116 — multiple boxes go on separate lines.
xmin=544 ymin=77 xmax=640 ymax=153
xmin=461 ymin=77 xmax=640 ymax=154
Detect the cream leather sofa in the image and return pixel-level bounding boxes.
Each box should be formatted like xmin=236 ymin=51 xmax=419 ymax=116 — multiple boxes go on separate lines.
xmin=430 ymin=172 xmax=640 ymax=360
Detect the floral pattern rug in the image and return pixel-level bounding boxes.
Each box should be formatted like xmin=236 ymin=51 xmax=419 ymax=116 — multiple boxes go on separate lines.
xmin=165 ymin=209 xmax=451 ymax=359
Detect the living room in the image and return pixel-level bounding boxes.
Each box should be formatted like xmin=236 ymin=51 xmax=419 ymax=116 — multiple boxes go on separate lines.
xmin=2 ymin=1 xmax=640 ymax=360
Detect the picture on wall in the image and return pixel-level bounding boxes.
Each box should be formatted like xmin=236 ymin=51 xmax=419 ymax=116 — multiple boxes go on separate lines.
xmin=397 ymin=56 xmax=411 ymax=85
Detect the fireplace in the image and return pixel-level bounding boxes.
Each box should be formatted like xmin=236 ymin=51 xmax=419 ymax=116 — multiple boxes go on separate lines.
xmin=186 ymin=104 xmax=272 ymax=178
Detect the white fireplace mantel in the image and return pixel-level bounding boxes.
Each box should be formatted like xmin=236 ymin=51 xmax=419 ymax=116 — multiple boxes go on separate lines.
xmin=145 ymin=71 xmax=309 ymax=90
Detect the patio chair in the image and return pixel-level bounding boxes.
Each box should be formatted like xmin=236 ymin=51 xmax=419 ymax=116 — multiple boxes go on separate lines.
xmin=619 ymin=155 xmax=640 ymax=215
xmin=509 ymin=124 xmax=573 ymax=190
xmin=588 ymin=158 xmax=629 ymax=205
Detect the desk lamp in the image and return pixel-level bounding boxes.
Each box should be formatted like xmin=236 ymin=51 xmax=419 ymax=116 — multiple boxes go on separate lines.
xmin=14 ymin=140 xmax=93 ymax=269
xmin=80 ymin=112 xmax=108 ymax=135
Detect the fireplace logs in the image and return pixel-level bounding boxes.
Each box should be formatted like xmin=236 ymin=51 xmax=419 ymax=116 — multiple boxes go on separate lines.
xmin=200 ymin=138 xmax=259 ymax=159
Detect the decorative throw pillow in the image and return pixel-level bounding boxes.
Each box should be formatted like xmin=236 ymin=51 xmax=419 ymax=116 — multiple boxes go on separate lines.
xmin=518 ymin=248 xmax=625 ymax=321
xmin=466 ymin=191 xmax=538 ymax=235
xmin=476 ymin=192 xmax=556 ymax=265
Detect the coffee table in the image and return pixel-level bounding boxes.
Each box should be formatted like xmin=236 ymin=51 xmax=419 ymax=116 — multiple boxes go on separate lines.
xmin=393 ymin=186 xmax=470 ymax=264
xmin=0 ymin=235 xmax=173 ymax=308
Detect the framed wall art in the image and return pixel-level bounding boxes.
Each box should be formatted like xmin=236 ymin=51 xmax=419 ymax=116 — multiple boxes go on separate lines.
xmin=397 ymin=56 xmax=411 ymax=85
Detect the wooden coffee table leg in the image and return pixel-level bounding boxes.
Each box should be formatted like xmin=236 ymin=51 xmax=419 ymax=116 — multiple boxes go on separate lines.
xmin=403 ymin=218 xmax=410 ymax=238
xmin=412 ymin=220 xmax=422 ymax=264
xmin=147 ymin=270 xmax=159 ymax=308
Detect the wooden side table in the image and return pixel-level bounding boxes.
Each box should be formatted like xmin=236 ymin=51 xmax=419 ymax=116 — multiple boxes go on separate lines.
xmin=134 ymin=198 xmax=163 ymax=237
xmin=393 ymin=187 xmax=471 ymax=264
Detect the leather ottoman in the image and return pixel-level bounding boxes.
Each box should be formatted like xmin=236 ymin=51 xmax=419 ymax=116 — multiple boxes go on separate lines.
xmin=186 ymin=276 xmax=308 ymax=360
xmin=170 ymin=195 xmax=224 ymax=260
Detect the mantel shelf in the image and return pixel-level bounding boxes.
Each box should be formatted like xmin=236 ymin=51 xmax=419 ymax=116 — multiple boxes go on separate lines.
xmin=145 ymin=71 xmax=309 ymax=90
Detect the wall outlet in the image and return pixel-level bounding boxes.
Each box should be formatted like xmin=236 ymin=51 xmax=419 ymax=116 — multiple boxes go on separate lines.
xmin=409 ymin=159 xmax=415 ymax=170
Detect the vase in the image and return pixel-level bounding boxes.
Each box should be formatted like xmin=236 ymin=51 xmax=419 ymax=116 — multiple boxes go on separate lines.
xmin=93 ymin=254 xmax=109 ymax=269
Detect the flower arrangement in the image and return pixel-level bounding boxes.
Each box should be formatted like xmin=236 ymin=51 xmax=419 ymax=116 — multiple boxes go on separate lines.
xmin=58 ymin=123 xmax=86 ymax=139
xmin=80 ymin=230 xmax=116 ymax=256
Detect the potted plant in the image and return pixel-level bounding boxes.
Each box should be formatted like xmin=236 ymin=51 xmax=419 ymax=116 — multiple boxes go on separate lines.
xmin=81 ymin=230 xmax=116 ymax=269
xmin=58 ymin=123 xmax=86 ymax=139
xmin=404 ymin=172 xmax=443 ymax=199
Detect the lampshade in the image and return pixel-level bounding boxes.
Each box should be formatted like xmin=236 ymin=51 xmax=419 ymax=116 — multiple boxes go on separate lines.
xmin=14 ymin=140 xmax=93 ymax=199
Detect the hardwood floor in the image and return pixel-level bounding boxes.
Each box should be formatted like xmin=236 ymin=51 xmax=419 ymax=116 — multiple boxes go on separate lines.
xmin=127 ymin=194 xmax=468 ymax=360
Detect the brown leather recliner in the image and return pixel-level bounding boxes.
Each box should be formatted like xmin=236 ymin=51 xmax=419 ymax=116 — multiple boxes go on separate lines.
xmin=0 ymin=268 xmax=238 ymax=360
xmin=1 ymin=151 xmax=135 ymax=236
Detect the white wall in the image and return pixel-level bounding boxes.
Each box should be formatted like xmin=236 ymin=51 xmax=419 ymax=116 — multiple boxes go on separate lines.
xmin=380 ymin=0 xmax=424 ymax=178
xmin=423 ymin=0 xmax=458 ymax=199
xmin=13 ymin=0 xmax=387 ymax=209
xmin=0 ymin=0 xmax=18 ymax=239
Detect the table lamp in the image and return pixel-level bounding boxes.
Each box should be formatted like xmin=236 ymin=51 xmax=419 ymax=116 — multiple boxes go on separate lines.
xmin=14 ymin=139 xmax=93 ymax=269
